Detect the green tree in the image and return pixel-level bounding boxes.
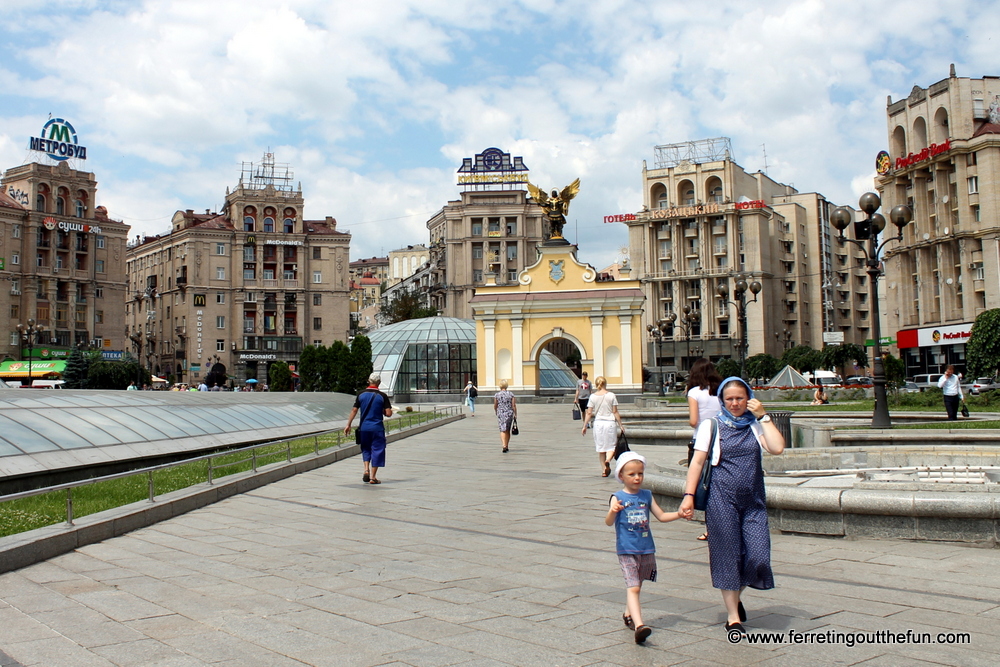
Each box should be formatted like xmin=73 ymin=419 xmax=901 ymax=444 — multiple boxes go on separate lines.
xmin=62 ymin=347 xmax=90 ymax=389
xmin=715 ymin=358 xmax=740 ymax=379
xmin=380 ymin=290 xmax=437 ymax=325
xmin=966 ymin=308 xmax=1000 ymax=378
xmin=298 ymin=344 xmax=323 ymax=392
xmin=881 ymin=352 xmax=906 ymax=388
xmin=820 ymin=343 xmax=869 ymax=377
xmin=88 ymin=360 xmax=148 ymax=389
xmin=327 ymin=340 xmax=350 ymax=392
xmin=350 ymin=335 xmax=374 ymax=394
xmin=781 ymin=345 xmax=822 ymax=374
xmin=268 ymin=361 xmax=293 ymax=392
xmin=745 ymin=353 xmax=780 ymax=384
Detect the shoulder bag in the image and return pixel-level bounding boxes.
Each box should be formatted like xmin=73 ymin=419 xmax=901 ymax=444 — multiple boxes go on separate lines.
xmin=511 ymin=417 xmax=519 ymax=436
xmin=613 ymin=429 xmax=630 ymax=460
xmin=693 ymin=418 xmax=718 ymax=511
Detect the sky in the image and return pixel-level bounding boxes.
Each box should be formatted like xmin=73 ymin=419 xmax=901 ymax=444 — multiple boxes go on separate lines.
xmin=1 ymin=0 xmax=996 ymax=270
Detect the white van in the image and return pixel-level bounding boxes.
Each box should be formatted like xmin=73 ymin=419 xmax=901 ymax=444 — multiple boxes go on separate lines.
xmin=25 ymin=380 xmax=65 ymax=389
xmin=808 ymin=371 xmax=842 ymax=387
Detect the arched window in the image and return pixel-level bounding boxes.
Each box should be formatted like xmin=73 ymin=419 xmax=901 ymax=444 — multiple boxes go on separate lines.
xmin=650 ymin=182 xmax=668 ymax=208
xmin=75 ymin=200 xmax=85 ymax=217
xmin=243 ymin=206 xmax=256 ymax=232
xmin=283 ymin=218 xmax=294 ymax=233
xmin=933 ymin=107 xmax=949 ymax=143
xmin=678 ymin=180 xmax=695 ymax=206
xmin=36 ymin=194 xmax=46 ymax=212
xmin=264 ymin=217 xmax=274 ymax=232
xmin=891 ymin=125 xmax=907 ymax=157
xmin=912 ymin=117 xmax=928 ymax=151
xmin=706 ymin=176 xmax=723 ymax=203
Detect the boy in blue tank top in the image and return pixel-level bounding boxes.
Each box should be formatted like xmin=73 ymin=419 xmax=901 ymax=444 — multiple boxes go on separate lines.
xmin=605 ymin=452 xmax=681 ymax=644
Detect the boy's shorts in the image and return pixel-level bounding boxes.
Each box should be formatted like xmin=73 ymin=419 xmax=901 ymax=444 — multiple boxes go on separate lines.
xmin=618 ymin=553 xmax=657 ymax=588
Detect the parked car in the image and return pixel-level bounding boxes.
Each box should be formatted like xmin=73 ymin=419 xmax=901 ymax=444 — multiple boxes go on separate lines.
xmin=911 ymin=373 xmax=944 ymax=391
xmin=844 ymin=376 xmax=873 ymax=387
xmin=900 ymin=381 xmax=920 ymax=393
xmin=970 ymin=377 xmax=1000 ymax=395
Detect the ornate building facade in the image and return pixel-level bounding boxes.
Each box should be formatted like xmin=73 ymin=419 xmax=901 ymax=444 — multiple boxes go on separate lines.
xmin=878 ymin=67 xmax=1000 ymax=377
xmin=124 ymin=154 xmax=351 ymax=384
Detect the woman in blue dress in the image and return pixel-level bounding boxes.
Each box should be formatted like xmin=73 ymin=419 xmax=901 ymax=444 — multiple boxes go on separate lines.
xmin=678 ymin=377 xmax=785 ymax=634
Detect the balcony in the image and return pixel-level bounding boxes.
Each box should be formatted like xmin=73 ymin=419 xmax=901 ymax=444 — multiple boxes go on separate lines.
xmin=176 ymin=326 xmax=186 ymax=336
xmin=262 ymin=279 xmax=279 ymax=288
xmin=713 ymin=245 xmax=727 ymax=255
xmin=283 ymin=279 xmax=299 ymax=288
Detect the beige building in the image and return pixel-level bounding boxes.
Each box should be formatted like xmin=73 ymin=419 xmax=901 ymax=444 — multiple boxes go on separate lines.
xmin=125 ymin=154 xmax=351 ymax=384
xmin=349 ymin=256 xmax=388 ymax=285
xmin=878 ymin=67 xmax=1000 ymax=377
xmin=1 ymin=160 xmax=129 ymax=371
xmin=623 ymin=137 xmax=868 ymax=372
xmin=388 ymin=244 xmax=428 ymax=285
xmin=426 ymin=148 xmax=546 ymax=319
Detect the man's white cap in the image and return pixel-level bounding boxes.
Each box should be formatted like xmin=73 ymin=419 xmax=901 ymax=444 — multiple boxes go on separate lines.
xmin=615 ymin=452 xmax=647 ymax=482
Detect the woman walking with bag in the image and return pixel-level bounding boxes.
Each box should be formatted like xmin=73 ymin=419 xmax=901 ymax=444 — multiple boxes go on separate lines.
xmin=678 ymin=377 xmax=785 ymax=635
xmin=494 ymin=379 xmax=517 ymax=453
xmin=686 ymin=358 xmax=722 ymax=540
xmin=581 ymin=376 xmax=624 ymax=477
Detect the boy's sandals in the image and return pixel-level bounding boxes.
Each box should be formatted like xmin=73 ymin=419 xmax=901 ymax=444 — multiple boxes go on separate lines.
xmin=622 ymin=613 xmax=635 ymax=630
xmin=634 ymin=625 xmax=652 ymax=643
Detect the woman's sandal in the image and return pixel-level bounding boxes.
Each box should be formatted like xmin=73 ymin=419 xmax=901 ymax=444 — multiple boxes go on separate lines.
xmin=369 ymin=479 xmax=381 ymax=484
xmin=622 ymin=613 xmax=635 ymax=630
xmin=603 ymin=461 xmax=611 ymax=477
xmin=697 ymin=532 xmax=708 ymax=541
xmin=502 ymin=447 xmax=509 ymax=453
xmin=362 ymin=473 xmax=370 ymax=483
xmin=634 ymin=625 xmax=652 ymax=643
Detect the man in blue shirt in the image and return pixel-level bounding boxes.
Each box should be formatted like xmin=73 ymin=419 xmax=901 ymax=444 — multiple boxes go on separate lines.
xmin=344 ymin=373 xmax=393 ymax=484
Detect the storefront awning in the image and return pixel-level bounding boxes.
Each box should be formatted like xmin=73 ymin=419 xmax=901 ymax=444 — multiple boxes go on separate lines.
xmin=0 ymin=360 xmax=67 ymax=378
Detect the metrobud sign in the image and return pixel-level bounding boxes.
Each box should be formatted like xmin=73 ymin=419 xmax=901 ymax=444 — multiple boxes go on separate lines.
xmin=28 ymin=118 xmax=88 ymax=161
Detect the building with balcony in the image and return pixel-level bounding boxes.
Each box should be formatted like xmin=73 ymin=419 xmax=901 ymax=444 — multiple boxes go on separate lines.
xmin=622 ymin=137 xmax=868 ymax=373
xmin=124 ymin=154 xmax=351 ymax=384
xmin=1 ymin=160 xmax=129 ymax=371
xmin=878 ymin=67 xmax=1000 ymax=378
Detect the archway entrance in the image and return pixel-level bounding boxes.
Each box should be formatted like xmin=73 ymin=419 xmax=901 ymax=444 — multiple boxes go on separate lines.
xmin=535 ymin=338 xmax=583 ymax=396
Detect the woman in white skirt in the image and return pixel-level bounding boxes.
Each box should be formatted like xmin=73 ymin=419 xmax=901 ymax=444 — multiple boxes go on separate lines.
xmin=581 ymin=376 xmax=625 ymax=477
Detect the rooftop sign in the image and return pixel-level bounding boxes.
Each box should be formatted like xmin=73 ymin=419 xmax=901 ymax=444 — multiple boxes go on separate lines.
xmin=29 ymin=118 xmax=88 ymax=161
xmin=457 ymin=147 xmax=529 ymax=187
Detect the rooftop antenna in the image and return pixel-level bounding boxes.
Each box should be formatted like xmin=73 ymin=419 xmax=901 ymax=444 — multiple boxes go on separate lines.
xmin=761 ymin=144 xmax=769 ymax=175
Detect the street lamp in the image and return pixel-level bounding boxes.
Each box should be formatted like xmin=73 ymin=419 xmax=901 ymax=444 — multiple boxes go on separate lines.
xmin=666 ymin=306 xmax=701 ymax=372
xmin=128 ymin=330 xmax=144 ymax=386
xmin=830 ymin=192 xmax=912 ymax=428
xmin=646 ymin=320 xmax=670 ymax=396
xmin=17 ymin=319 xmax=45 ymax=385
xmin=717 ymin=274 xmax=761 ymax=380
xmin=775 ymin=329 xmax=793 ymax=350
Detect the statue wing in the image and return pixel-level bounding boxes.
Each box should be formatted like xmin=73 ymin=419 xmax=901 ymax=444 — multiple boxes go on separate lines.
xmin=559 ymin=178 xmax=581 ymax=203
xmin=526 ymin=181 xmax=548 ymax=205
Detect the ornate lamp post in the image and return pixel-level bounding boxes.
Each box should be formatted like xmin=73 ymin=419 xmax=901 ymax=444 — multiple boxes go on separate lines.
xmin=666 ymin=306 xmax=701 ymax=372
xmin=17 ymin=319 xmax=45 ymax=385
xmin=646 ymin=320 xmax=670 ymax=396
xmin=128 ymin=331 xmax=144 ymax=386
xmin=717 ymin=274 xmax=761 ymax=379
xmin=830 ymin=192 xmax=912 ymax=428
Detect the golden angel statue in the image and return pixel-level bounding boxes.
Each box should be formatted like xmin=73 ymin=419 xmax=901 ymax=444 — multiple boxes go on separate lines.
xmin=527 ymin=178 xmax=581 ymax=242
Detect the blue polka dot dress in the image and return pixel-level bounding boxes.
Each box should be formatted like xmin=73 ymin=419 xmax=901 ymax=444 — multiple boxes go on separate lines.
xmin=705 ymin=423 xmax=774 ymax=591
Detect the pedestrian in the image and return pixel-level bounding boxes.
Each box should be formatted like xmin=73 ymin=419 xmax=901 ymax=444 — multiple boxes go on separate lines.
xmin=464 ymin=380 xmax=478 ymax=417
xmin=810 ymin=387 xmax=829 ymax=405
xmin=679 ymin=377 xmax=786 ymax=635
xmin=126 ymin=381 xmax=137 ymax=391
xmin=574 ymin=372 xmax=592 ymax=419
xmin=685 ymin=358 xmax=722 ymax=540
xmin=198 ymin=381 xmax=208 ymax=391
xmin=581 ymin=376 xmax=624 ymax=477
xmin=493 ymin=379 xmax=517 ymax=453
xmin=937 ymin=365 xmax=963 ymax=420
xmin=343 ymin=373 xmax=393 ymax=484
xmin=606 ymin=452 xmax=681 ymax=644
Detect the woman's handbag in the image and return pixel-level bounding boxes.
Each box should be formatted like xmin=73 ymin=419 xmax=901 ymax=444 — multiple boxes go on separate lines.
xmin=693 ymin=418 xmax=718 ymax=511
xmin=961 ymin=401 xmax=970 ymax=418
xmin=613 ymin=429 xmax=630 ymax=459
xmin=572 ymin=407 xmax=582 ymax=420
xmin=511 ymin=418 xmax=519 ymax=436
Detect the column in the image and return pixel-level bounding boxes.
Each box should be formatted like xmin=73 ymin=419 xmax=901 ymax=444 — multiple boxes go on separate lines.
xmin=511 ymin=318 xmax=524 ymax=390
xmin=484 ymin=319 xmax=496 ymax=389
xmin=619 ymin=313 xmax=634 ymax=386
xmin=590 ymin=315 xmax=604 ymax=378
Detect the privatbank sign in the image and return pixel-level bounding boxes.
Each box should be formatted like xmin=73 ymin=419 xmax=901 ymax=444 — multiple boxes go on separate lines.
xmin=28 ymin=118 xmax=88 ymax=161
xmin=457 ymin=147 xmax=529 ymax=187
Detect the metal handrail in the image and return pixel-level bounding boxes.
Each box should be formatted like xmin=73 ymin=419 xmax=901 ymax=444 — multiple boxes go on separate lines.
xmin=1 ymin=404 xmax=459 ymax=527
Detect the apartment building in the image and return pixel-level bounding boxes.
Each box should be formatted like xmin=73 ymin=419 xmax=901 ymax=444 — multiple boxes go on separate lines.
xmin=878 ymin=67 xmax=1000 ymax=377
xmin=623 ymin=137 xmax=868 ymax=372
xmin=125 ymin=154 xmax=351 ymax=384
xmin=387 ymin=244 xmax=428 ymax=286
xmin=1 ymin=160 xmax=129 ymax=368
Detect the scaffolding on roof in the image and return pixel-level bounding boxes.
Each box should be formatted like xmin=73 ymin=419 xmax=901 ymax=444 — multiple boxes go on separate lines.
xmin=653 ymin=137 xmax=733 ymax=169
xmin=240 ymin=152 xmax=295 ymax=192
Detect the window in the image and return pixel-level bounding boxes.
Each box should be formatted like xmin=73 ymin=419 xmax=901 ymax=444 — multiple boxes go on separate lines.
xmin=216 ymin=339 xmax=225 ymax=352
xmin=968 ymin=176 xmax=979 ymax=194
xmin=96 ymin=235 xmax=105 ymax=249
xmin=95 ymin=287 xmax=103 ymax=298
xmin=313 ymin=271 xmax=322 ymax=284
xmin=12 ymin=225 xmax=20 ymax=238
xmin=507 ymin=269 xmax=518 ymax=282
xmin=506 ymin=220 xmax=517 ymax=235
xmin=75 ymin=200 xmax=85 ymax=217
xmin=471 ymin=221 xmax=483 ymax=236
xmin=37 ymin=254 xmax=44 ymax=267
xmin=473 ymin=269 xmax=483 ymax=282
xmin=10 ymin=305 xmax=19 ymax=318
xmin=12 ymin=253 xmax=19 ymax=265
xmin=313 ymin=339 xmax=322 ymax=346
xmin=11 ymin=278 xmax=20 ymax=294
xmin=264 ymin=217 xmax=274 ymax=232
xmin=96 ymin=310 xmax=104 ymax=323
xmin=216 ymin=243 xmax=226 ymax=255
xmin=216 ymin=267 xmax=226 ymax=280
xmin=312 ymin=247 xmax=321 ymax=260
xmin=507 ymin=245 xmax=517 ymax=260
xmin=313 ymin=294 xmax=322 ymax=306
xmin=36 ymin=194 xmax=45 ymax=212
xmin=243 ymin=246 xmax=255 ymax=261
xmin=472 ymin=246 xmax=483 ymax=259
xmin=283 ymin=218 xmax=294 ymax=233
xmin=95 ymin=259 xmax=105 ymax=273
xmin=243 ymin=216 xmax=255 ymax=232
xmin=216 ymin=293 xmax=226 ymax=304
xmin=216 ymin=316 xmax=226 ymax=328
xmin=313 ymin=317 xmax=322 ymax=330
xmin=245 ymin=292 xmax=257 ymax=302
xmin=973 ymin=205 xmax=981 ymax=222
xmin=243 ymin=268 xmax=256 ymax=280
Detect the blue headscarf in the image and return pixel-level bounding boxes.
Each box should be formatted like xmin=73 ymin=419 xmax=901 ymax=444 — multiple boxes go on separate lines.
xmin=716 ymin=376 xmax=757 ymax=429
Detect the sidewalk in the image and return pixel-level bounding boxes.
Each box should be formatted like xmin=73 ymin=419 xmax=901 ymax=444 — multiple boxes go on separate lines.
xmin=0 ymin=404 xmax=997 ymax=666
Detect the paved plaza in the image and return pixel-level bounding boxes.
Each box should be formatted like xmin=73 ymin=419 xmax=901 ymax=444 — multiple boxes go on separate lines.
xmin=1 ymin=404 xmax=998 ymax=666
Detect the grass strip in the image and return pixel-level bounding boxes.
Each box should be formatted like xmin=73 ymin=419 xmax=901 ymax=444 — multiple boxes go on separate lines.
xmin=0 ymin=411 xmax=443 ymax=539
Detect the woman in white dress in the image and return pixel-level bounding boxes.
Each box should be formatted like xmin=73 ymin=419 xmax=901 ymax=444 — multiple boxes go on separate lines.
xmin=581 ymin=376 xmax=624 ymax=477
